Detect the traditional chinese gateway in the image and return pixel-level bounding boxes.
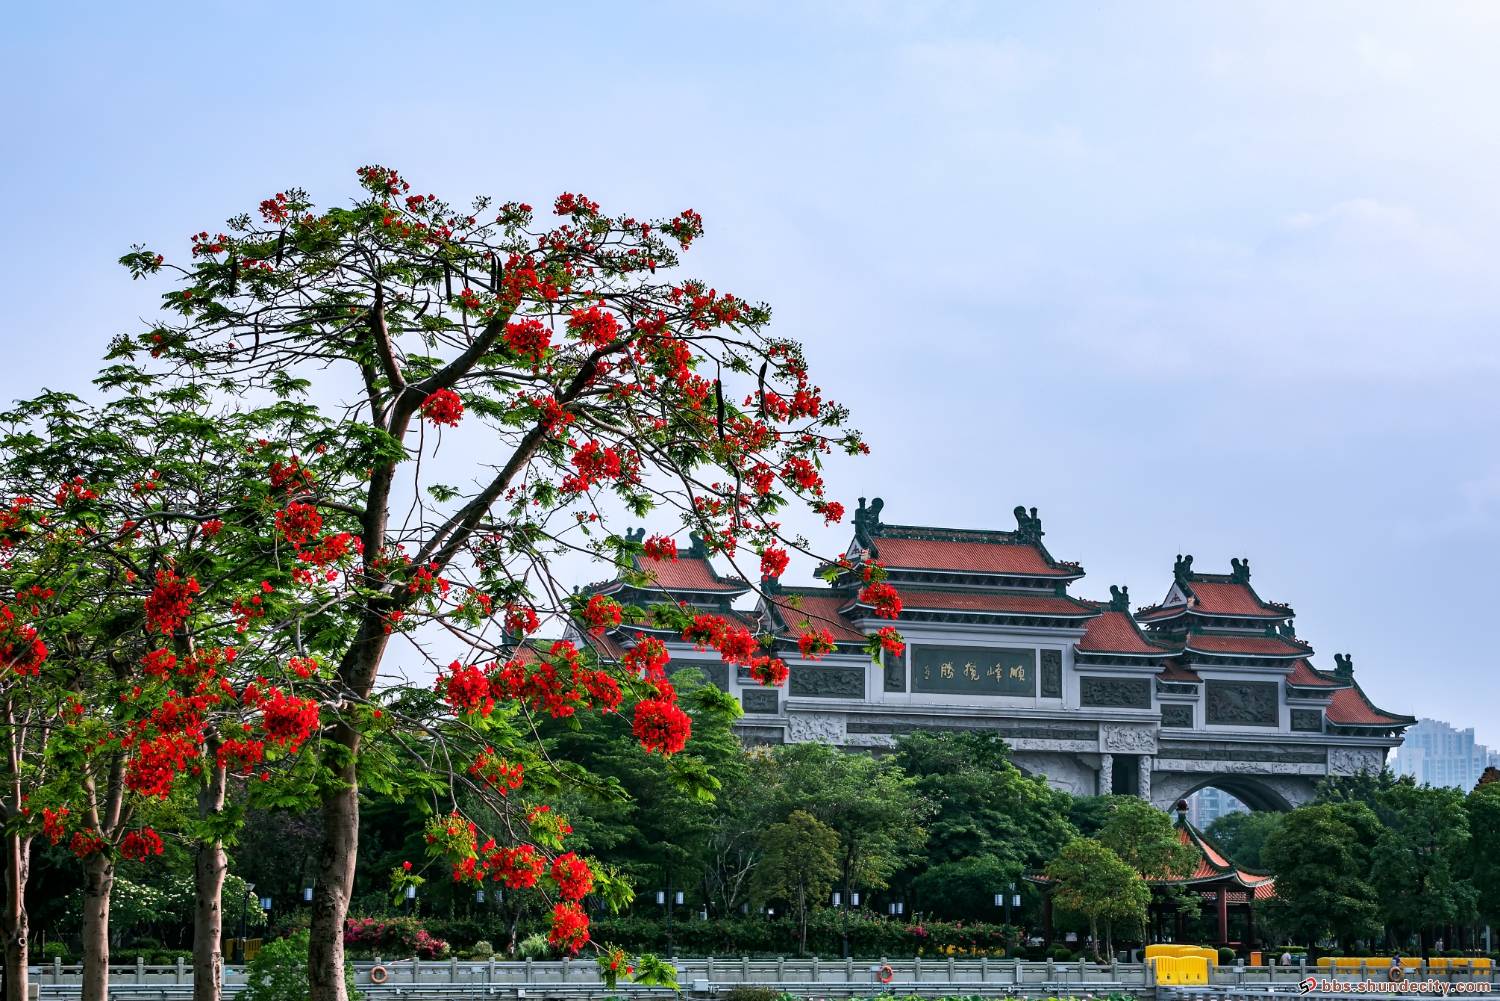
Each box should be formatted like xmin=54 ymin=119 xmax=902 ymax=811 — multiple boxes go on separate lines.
xmin=582 ymin=499 xmax=1411 ymax=810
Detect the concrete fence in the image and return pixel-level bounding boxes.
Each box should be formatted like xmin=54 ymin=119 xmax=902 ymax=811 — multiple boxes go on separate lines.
xmin=17 ymin=957 xmax=1498 ymax=999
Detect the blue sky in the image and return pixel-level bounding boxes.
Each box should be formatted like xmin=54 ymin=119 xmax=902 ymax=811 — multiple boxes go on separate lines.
xmin=5 ymin=3 xmax=1498 ymax=743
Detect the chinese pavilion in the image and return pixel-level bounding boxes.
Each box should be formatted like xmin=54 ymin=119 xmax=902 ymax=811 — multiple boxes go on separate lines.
xmin=581 ymin=501 xmax=1412 ymax=810
xmin=1035 ymin=800 xmax=1276 ymax=947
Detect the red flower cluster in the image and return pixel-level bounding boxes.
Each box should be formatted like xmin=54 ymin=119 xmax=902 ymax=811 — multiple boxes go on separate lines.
xmin=566 ymin=305 xmax=620 ymax=348
xmin=421 ymin=388 xmax=465 ymax=427
xmin=218 ymin=737 xmax=265 ymax=774
xmin=487 ymin=843 xmax=546 ymax=889
xmin=469 ymin=747 xmax=524 ymax=794
xmin=549 ymin=851 xmax=594 ymax=901
xmin=581 ymin=594 xmax=622 ymax=635
xmin=70 ymin=829 xmax=105 ymax=859
xmin=642 ymin=534 xmax=677 ymax=561
xmin=276 ymin=502 xmax=323 ymax=547
xmin=144 ymin=570 xmax=199 ymax=635
xmin=492 ymin=641 xmax=620 ymax=719
xmin=759 ymin=545 xmax=790 ymax=580
xmin=748 ymin=655 xmax=789 ymax=687
xmin=439 ymin=661 xmax=495 ymax=717
xmin=42 ymin=807 xmax=68 ymax=845
xmin=632 ymin=698 xmax=691 ymax=755
xmin=876 ymin=626 xmax=905 ymax=657
xmin=0 ymin=604 xmax=46 ymax=676
xmin=121 ymin=828 xmax=165 ymax=862
xmin=562 ymin=441 xmax=632 ymax=494
xmin=622 ymin=636 xmax=670 ymax=680
xmin=859 ymin=581 xmax=902 ymax=619
xmin=798 ymin=629 xmax=836 ymax=660
xmin=548 ymin=902 xmax=591 ymax=954
xmin=259 ymin=690 xmax=320 ymax=750
xmin=504 ymin=603 xmax=540 ymax=635
xmin=504 ymin=319 xmax=552 ymax=363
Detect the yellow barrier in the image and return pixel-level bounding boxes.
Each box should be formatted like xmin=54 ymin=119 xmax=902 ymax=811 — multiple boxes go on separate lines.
xmin=1152 ymin=956 xmax=1209 ymax=985
xmin=1147 ymin=944 xmax=1217 ymax=962
xmin=1314 ymin=957 xmax=1493 ymax=973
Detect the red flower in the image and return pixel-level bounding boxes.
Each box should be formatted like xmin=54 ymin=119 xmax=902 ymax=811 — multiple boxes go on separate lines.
xmin=260 ymin=690 xmax=320 ymax=750
xmin=566 ymin=306 xmax=620 ymax=348
xmin=622 ymin=636 xmax=671 ymax=680
xmin=438 ymin=661 xmax=495 ymax=717
xmin=504 ymin=319 xmax=551 ymax=363
xmin=487 ymin=844 xmax=545 ymax=889
xmin=275 ymin=502 xmax=323 ymax=547
xmin=642 ymin=534 xmax=678 ymax=561
xmin=581 ymin=594 xmax=622 ymax=635
xmin=0 ymin=605 xmax=47 ymax=676
xmin=504 ymin=604 xmax=540 ymax=636
xmin=759 ymin=545 xmax=790 ymax=581
xmin=748 ymin=655 xmax=789 ymax=687
xmin=121 ymin=828 xmax=164 ymax=862
xmin=859 ymin=581 xmax=902 ymax=619
xmin=797 ymin=629 xmax=836 ymax=660
xmin=547 ymin=901 xmax=591 ymax=954
xmin=549 ymin=851 xmax=594 ymax=901
xmin=876 ymin=626 xmax=905 ymax=657
xmin=421 ymin=388 xmax=464 ymax=427
xmin=632 ymin=698 xmax=691 ymax=755
xmin=145 ymin=570 xmax=199 ymax=635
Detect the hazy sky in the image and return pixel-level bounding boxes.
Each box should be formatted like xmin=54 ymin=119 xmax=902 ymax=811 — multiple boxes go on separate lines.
xmin=5 ymin=3 xmax=1498 ymax=743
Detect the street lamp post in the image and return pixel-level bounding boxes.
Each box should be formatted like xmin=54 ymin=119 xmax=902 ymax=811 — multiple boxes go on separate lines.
xmin=237 ymin=882 xmax=256 ymax=964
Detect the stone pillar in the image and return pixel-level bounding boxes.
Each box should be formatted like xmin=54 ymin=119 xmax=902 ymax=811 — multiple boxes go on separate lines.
xmin=1137 ymin=755 xmax=1152 ymax=801
xmin=1217 ymin=887 xmax=1229 ymax=945
xmin=1098 ymin=753 xmax=1113 ymax=795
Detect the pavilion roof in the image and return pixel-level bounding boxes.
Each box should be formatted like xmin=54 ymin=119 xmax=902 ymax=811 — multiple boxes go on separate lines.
xmin=1182 ymin=632 xmax=1312 ymax=659
xmin=1077 ymin=607 xmax=1179 ymax=656
xmin=845 ymin=498 xmax=1084 ymax=579
xmin=1136 ymin=558 xmax=1294 ymax=622
xmin=1325 ymin=678 xmax=1415 ymax=728
xmin=1161 ymin=813 xmax=1277 ymax=894
xmin=853 ymin=586 xmax=1096 ymax=619
xmin=763 ymin=588 xmax=867 ymax=644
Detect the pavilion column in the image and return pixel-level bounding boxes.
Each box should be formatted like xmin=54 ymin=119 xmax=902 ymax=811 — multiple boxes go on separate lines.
xmin=1248 ymin=903 xmax=1257 ymax=948
xmin=1098 ymin=753 xmax=1113 ymax=795
xmin=1043 ymin=893 xmax=1054 ymax=947
xmin=1137 ymin=755 xmax=1152 ymax=800
xmin=1217 ymin=888 xmax=1229 ymax=945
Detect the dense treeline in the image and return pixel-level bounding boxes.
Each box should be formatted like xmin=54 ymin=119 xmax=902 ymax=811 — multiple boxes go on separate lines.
xmin=30 ymin=665 xmax=1498 ymax=965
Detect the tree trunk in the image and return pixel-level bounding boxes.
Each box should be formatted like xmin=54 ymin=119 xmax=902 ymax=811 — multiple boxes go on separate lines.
xmin=308 ymin=741 xmax=359 ymax=1001
xmin=193 ymin=758 xmax=229 ymax=1001
xmin=81 ymin=852 xmax=115 ymax=1001
xmin=1 ymin=833 xmax=31 ymax=1001
xmin=797 ymin=880 xmax=807 ymax=956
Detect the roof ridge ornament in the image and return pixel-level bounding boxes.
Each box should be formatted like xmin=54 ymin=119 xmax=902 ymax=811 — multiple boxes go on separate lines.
xmin=1333 ymin=652 xmax=1354 ymax=678
xmin=853 ymin=496 xmax=884 ymax=553
xmin=1108 ymin=584 xmax=1130 ymax=612
xmin=1173 ymin=554 xmax=1194 ymax=587
xmin=625 ymin=527 xmax=646 ymax=544
xmin=687 ymin=531 xmax=709 ymax=559
xmin=1230 ymin=557 xmax=1251 ymax=584
xmin=1013 ymin=505 xmax=1043 ymax=544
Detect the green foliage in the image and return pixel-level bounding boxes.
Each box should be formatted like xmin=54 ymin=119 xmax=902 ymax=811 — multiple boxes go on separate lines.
xmin=1465 ymin=781 xmax=1500 ymax=924
xmin=1369 ymin=783 xmax=1475 ymax=948
xmin=240 ymin=931 xmax=357 ymax=1001
xmin=1262 ymin=802 xmax=1382 ymax=950
xmin=756 ymin=810 xmax=840 ymax=952
xmin=1043 ymin=838 xmax=1148 ymax=960
xmin=893 ymin=731 xmax=1072 ymax=919
xmin=1094 ymin=798 xmax=1195 ymax=880
xmin=1205 ymin=810 xmax=1282 ymax=870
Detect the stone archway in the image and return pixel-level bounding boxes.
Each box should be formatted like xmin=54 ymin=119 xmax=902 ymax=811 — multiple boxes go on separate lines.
xmin=1150 ymin=771 xmax=1314 ymax=813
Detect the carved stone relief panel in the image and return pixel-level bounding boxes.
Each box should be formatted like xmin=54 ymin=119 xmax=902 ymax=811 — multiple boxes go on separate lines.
xmin=742 ymin=689 xmax=780 ymax=715
xmin=789 ymin=664 xmax=865 ymax=699
xmin=1079 ymin=676 xmax=1151 ymax=709
xmin=1040 ymin=649 xmax=1063 ymax=698
xmin=786 ymin=712 xmax=847 ymax=744
xmin=1204 ymin=680 xmax=1278 ymax=726
xmin=1161 ymin=704 xmax=1194 ymax=728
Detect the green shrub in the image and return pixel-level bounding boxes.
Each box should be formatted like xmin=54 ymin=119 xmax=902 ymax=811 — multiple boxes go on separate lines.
xmin=1218 ymin=947 xmax=1236 ymax=965
xmin=1047 ymin=946 xmax=1074 ymax=961
xmin=721 ymin=988 xmax=784 ymax=1001
xmin=517 ymin=932 xmax=550 ymax=959
xmin=467 ymin=940 xmax=495 ymax=959
xmin=240 ymin=930 xmax=357 ymax=1001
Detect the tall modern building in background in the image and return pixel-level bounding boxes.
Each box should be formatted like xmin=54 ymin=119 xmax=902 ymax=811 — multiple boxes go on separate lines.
xmin=1188 ymin=786 xmax=1247 ymax=827
xmin=1390 ymin=718 xmax=1496 ymax=790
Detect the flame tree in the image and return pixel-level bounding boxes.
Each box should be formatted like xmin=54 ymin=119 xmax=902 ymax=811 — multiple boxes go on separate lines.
xmin=112 ymin=167 xmax=895 ymax=1001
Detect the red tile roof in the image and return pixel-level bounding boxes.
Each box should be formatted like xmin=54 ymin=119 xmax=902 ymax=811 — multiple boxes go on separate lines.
xmin=881 ymin=588 xmax=1094 ymax=617
xmin=1285 ymin=659 xmax=1339 ymax=688
xmin=633 ymin=555 xmax=747 ymax=593
xmin=1157 ymin=661 xmax=1202 ymax=682
xmin=768 ymin=592 xmax=866 ymax=643
xmin=1078 ymin=610 xmax=1175 ymax=655
xmin=868 ymin=536 xmax=1077 ymax=577
xmin=1188 ymin=581 xmax=1286 ymax=617
xmin=1185 ymin=633 xmax=1311 ymax=658
xmin=1326 ymin=683 xmax=1412 ymax=727
xmin=1136 ymin=603 xmax=1187 ymax=621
